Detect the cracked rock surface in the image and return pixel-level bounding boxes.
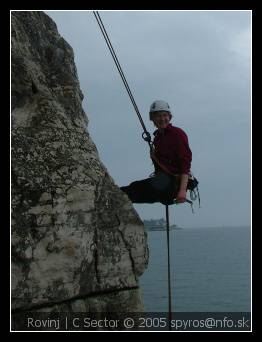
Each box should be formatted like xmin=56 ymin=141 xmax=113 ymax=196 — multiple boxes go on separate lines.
xmin=11 ymin=11 xmax=148 ymax=312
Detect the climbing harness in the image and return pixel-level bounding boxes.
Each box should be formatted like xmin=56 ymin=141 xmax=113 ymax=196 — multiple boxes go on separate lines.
xmin=93 ymin=11 xmax=200 ymax=329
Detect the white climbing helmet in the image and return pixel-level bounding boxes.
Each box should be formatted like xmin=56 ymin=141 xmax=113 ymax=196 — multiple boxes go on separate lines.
xmin=149 ymin=100 xmax=171 ymax=120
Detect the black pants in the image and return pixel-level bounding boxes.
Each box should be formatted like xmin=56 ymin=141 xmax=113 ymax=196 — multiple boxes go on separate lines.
xmin=120 ymin=172 xmax=179 ymax=205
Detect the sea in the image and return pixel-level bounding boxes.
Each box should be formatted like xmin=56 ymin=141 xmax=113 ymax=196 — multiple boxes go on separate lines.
xmin=139 ymin=226 xmax=251 ymax=312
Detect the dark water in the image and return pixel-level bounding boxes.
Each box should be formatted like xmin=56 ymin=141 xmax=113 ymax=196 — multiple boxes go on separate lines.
xmin=140 ymin=226 xmax=251 ymax=312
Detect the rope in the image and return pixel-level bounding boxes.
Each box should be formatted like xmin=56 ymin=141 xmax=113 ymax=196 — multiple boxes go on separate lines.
xmin=93 ymin=14 xmax=200 ymax=329
xmin=93 ymin=11 xmax=152 ymax=148
xmin=165 ymin=205 xmax=172 ymax=331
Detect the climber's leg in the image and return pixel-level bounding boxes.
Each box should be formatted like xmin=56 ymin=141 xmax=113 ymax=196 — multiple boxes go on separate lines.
xmin=120 ymin=172 xmax=179 ymax=204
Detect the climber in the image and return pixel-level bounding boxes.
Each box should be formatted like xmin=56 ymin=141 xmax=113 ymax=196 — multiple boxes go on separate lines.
xmin=120 ymin=100 xmax=192 ymax=206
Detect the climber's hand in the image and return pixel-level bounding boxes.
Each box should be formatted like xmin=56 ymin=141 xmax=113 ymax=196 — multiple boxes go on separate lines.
xmin=150 ymin=150 xmax=155 ymax=159
xmin=175 ymin=189 xmax=187 ymax=204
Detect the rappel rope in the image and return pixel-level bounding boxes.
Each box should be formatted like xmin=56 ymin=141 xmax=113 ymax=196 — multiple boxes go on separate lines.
xmin=165 ymin=205 xmax=172 ymax=331
xmin=93 ymin=11 xmax=194 ymax=328
xmin=93 ymin=11 xmax=152 ymax=148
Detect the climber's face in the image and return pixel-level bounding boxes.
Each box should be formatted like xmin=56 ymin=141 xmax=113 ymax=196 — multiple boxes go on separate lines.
xmin=152 ymin=111 xmax=172 ymax=129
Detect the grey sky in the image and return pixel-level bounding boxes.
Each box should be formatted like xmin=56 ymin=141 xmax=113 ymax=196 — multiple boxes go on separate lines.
xmin=46 ymin=10 xmax=251 ymax=228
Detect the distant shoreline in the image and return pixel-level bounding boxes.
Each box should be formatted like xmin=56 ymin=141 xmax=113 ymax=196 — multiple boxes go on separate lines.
xmin=144 ymin=225 xmax=251 ymax=231
xmin=145 ymin=225 xmax=183 ymax=231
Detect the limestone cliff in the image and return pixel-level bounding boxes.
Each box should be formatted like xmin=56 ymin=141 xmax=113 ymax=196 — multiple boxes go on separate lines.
xmin=11 ymin=11 xmax=148 ymax=314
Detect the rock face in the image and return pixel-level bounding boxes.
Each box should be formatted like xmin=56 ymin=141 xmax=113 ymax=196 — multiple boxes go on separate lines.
xmin=11 ymin=11 xmax=148 ymax=314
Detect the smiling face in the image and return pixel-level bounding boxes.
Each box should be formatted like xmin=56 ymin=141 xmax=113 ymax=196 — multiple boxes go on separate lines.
xmin=152 ymin=111 xmax=172 ymax=129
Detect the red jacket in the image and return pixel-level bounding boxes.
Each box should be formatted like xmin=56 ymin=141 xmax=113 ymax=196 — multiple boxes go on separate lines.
xmin=152 ymin=123 xmax=192 ymax=175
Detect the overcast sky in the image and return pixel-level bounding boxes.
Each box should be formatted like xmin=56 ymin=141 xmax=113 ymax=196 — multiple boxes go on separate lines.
xmin=46 ymin=10 xmax=251 ymax=228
